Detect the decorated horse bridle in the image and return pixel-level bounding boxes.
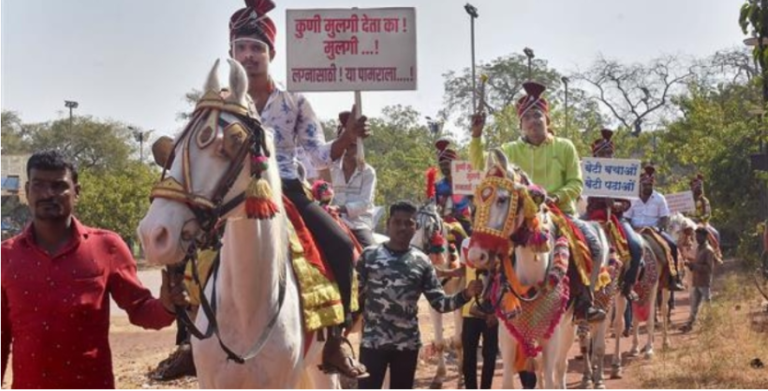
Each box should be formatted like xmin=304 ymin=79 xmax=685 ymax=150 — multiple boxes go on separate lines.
xmin=149 ymin=88 xmax=286 ymax=364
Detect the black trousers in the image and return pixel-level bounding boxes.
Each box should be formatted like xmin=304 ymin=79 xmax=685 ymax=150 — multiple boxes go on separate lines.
xmin=358 ymin=347 xmax=419 ymax=389
xmin=462 ymin=317 xmax=498 ymax=389
xmin=352 ymin=227 xmax=376 ymax=248
xmin=283 ymin=179 xmax=355 ymax=322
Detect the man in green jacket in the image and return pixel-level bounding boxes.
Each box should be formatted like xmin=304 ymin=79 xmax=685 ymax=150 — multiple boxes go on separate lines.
xmin=469 ymin=81 xmax=605 ymax=322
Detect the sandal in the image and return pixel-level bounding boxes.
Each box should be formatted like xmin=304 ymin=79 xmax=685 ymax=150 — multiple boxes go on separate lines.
xmin=319 ymin=335 xmax=369 ymax=379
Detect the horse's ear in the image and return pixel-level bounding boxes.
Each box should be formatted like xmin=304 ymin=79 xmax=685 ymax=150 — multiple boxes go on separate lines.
xmin=491 ymin=148 xmax=509 ymax=174
xmin=204 ymin=59 xmax=221 ymax=93
xmin=152 ymin=136 xmax=175 ymax=167
xmin=226 ymin=58 xmax=248 ymax=107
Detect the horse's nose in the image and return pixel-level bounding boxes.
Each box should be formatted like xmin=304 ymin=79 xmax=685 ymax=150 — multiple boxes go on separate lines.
xmin=467 ymin=247 xmax=489 ymax=269
xmin=150 ymin=226 xmax=171 ymax=253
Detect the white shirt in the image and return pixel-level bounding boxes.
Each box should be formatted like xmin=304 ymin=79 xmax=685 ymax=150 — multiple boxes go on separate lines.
xmin=625 ymin=190 xmax=670 ymax=228
xmin=259 ymin=87 xmax=332 ymax=180
xmin=330 ymin=161 xmax=376 ymax=230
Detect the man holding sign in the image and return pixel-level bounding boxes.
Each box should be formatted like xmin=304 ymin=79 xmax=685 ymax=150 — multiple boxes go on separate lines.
xmin=433 ymin=138 xmax=473 ymax=235
xmin=229 ymin=0 xmax=369 ymax=378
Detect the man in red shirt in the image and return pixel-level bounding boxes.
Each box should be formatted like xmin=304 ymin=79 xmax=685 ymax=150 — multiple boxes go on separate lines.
xmin=2 ymin=150 xmax=189 ymax=389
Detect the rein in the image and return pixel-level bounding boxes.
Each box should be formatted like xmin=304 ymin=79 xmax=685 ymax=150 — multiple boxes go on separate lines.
xmin=151 ymin=98 xmax=284 ymax=364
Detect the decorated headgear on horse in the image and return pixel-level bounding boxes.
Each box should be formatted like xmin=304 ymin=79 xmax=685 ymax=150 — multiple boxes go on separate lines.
xmin=229 ymin=0 xmax=277 ymax=52
xmin=591 ymin=128 xmax=614 ymax=157
xmin=470 ymin=152 xmax=550 ymax=257
xmin=435 ymin=137 xmax=458 ymax=163
xmin=690 ymin=173 xmax=704 ymax=193
xmin=640 ymin=164 xmax=656 ymax=185
xmin=516 ymin=81 xmax=551 ymax=127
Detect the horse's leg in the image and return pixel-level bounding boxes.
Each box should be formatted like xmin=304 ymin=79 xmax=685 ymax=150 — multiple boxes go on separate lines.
xmin=498 ymin=325 xmax=518 ymax=389
xmin=660 ymin=288 xmax=671 ymax=352
xmin=644 ymin=284 xmax=659 ymax=359
xmin=611 ymin=295 xmax=626 ymax=379
xmin=592 ymin=320 xmax=608 ymax=389
xmin=542 ymin=333 xmax=559 ymax=389
xmin=429 ymin=308 xmax=447 ymax=389
xmin=554 ymin=319 xmax=576 ymax=389
xmin=579 ymin=326 xmax=593 ymax=389
xmin=452 ymin=308 xmax=465 ymax=388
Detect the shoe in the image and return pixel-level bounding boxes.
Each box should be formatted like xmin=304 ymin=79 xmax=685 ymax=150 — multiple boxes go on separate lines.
xmin=319 ymin=333 xmax=369 ymax=379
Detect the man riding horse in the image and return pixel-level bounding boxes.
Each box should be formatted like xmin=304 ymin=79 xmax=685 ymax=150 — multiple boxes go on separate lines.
xmin=585 ymin=129 xmax=642 ymax=301
xmin=469 ymin=81 xmax=606 ymax=323
xmin=625 ymin=165 xmax=686 ymax=292
xmin=228 ymin=0 xmax=369 ymax=378
xmin=433 ymin=138 xmax=473 ymax=236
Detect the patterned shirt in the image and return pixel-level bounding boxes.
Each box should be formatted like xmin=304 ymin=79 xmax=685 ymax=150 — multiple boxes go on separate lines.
xmin=356 ymin=244 xmax=470 ymax=351
xmin=330 ymin=161 xmax=377 ymax=230
xmin=1 ymin=218 xmax=174 ymax=388
xmin=259 ymin=86 xmax=332 ymax=180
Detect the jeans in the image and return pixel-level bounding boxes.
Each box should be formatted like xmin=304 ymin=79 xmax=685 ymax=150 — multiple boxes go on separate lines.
xmin=462 ymin=317 xmax=498 ymax=389
xmin=358 ymin=347 xmax=419 ymax=389
xmin=688 ymin=286 xmax=711 ymax=325
xmin=620 ymin=220 xmax=644 ymax=287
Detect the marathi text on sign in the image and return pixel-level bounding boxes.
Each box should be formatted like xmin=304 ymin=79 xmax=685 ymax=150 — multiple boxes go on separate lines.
xmin=451 ymin=160 xmax=482 ymax=196
xmin=287 ymin=8 xmax=417 ymax=92
xmin=581 ymin=158 xmax=642 ymax=198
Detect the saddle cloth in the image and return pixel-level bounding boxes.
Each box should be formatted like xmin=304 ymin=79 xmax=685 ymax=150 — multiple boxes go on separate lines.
xmin=183 ymin=195 xmax=359 ymax=335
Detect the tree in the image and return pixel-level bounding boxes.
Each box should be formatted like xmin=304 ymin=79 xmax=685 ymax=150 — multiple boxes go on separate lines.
xmin=76 ymin=162 xmax=158 ymax=242
xmin=575 ymin=55 xmax=694 ymax=136
xmin=25 ymin=116 xmax=136 ymax=171
xmin=1 ymin=110 xmax=32 ymax=154
xmin=740 ymin=0 xmax=768 ymax=104
xmin=177 ymin=89 xmax=203 ymax=122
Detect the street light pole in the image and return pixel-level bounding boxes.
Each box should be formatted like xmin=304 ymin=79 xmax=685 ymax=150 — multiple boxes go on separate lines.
xmin=523 ymin=47 xmax=535 ymax=80
xmin=464 ymin=3 xmax=479 ymax=112
xmin=562 ymin=76 xmax=570 ymax=139
xmin=64 ymin=100 xmax=79 ymax=132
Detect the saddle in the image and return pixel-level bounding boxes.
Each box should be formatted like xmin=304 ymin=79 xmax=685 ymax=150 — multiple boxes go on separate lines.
xmin=548 ymin=205 xmax=611 ymax=291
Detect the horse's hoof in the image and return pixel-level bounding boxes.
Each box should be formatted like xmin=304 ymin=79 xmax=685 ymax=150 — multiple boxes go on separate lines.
xmin=429 ymin=381 xmax=443 ymax=389
xmin=628 ymin=347 xmax=639 ymax=357
xmin=610 ymin=365 xmax=623 ymax=379
xmin=595 ymin=381 xmax=606 ymax=389
xmin=644 ymin=349 xmax=655 ymax=359
xmin=662 ymin=341 xmax=671 ymax=351
xmin=580 ymin=378 xmax=593 ymax=389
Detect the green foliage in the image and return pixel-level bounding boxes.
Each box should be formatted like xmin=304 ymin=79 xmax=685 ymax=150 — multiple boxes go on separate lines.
xmin=76 ymin=162 xmax=158 ymax=241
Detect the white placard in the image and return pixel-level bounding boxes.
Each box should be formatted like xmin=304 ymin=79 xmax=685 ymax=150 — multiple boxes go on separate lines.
xmin=451 ymin=160 xmax=482 ymax=196
xmin=665 ymin=191 xmax=696 ymax=214
xmin=286 ymin=8 xmax=417 ymax=92
xmin=581 ymin=158 xmax=642 ymax=198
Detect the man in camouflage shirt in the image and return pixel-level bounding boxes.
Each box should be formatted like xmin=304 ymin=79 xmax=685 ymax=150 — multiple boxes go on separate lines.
xmin=355 ymin=201 xmax=482 ymax=389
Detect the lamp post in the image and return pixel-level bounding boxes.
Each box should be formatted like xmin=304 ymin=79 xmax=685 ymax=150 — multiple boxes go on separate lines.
xmin=464 ymin=3 xmax=479 ymax=112
xmin=64 ymin=100 xmax=78 ymax=132
xmin=129 ymin=126 xmax=149 ymax=163
xmin=523 ymin=47 xmax=535 ymax=80
xmin=561 ymin=76 xmax=570 ymax=139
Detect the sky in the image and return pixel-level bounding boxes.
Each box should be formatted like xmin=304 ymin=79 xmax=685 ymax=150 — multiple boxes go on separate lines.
xmin=0 ymin=0 xmax=748 ymax=140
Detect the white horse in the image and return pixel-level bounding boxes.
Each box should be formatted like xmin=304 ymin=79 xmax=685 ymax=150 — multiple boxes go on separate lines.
xmin=608 ymin=234 xmax=662 ymax=379
xmin=411 ymin=202 xmax=466 ymax=388
xmin=467 ymin=149 xmax=611 ymax=389
xmin=138 ymin=59 xmax=336 ymax=388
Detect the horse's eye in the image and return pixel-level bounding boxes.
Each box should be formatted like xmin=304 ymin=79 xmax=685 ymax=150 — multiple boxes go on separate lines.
xmin=496 ymin=196 xmax=508 ymax=205
xmin=196 ymin=126 xmax=215 ymax=149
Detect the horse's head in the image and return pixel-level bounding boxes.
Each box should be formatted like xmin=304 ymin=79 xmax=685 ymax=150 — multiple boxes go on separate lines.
xmin=410 ymin=202 xmax=446 ymax=254
xmin=668 ymin=212 xmax=695 ymax=242
xmin=466 ymin=149 xmax=551 ymax=272
xmin=138 ymin=59 xmax=279 ymax=266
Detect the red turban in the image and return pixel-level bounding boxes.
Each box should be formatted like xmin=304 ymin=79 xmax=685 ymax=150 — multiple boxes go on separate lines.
xmin=229 ymin=0 xmax=277 ymax=51
xmin=435 ymin=137 xmax=458 ymax=163
xmin=516 ymin=82 xmax=550 ymax=122
xmin=591 ymin=128 xmax=615 ymax=156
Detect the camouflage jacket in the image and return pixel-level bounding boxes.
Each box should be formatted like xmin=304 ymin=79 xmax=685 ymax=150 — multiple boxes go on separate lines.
xmin=356 ymin=244 xmax=470 ymax=351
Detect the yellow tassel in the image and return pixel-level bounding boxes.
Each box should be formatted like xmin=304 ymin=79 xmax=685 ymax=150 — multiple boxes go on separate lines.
xmin=245 ymin=177 xmax=279 ymax=219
